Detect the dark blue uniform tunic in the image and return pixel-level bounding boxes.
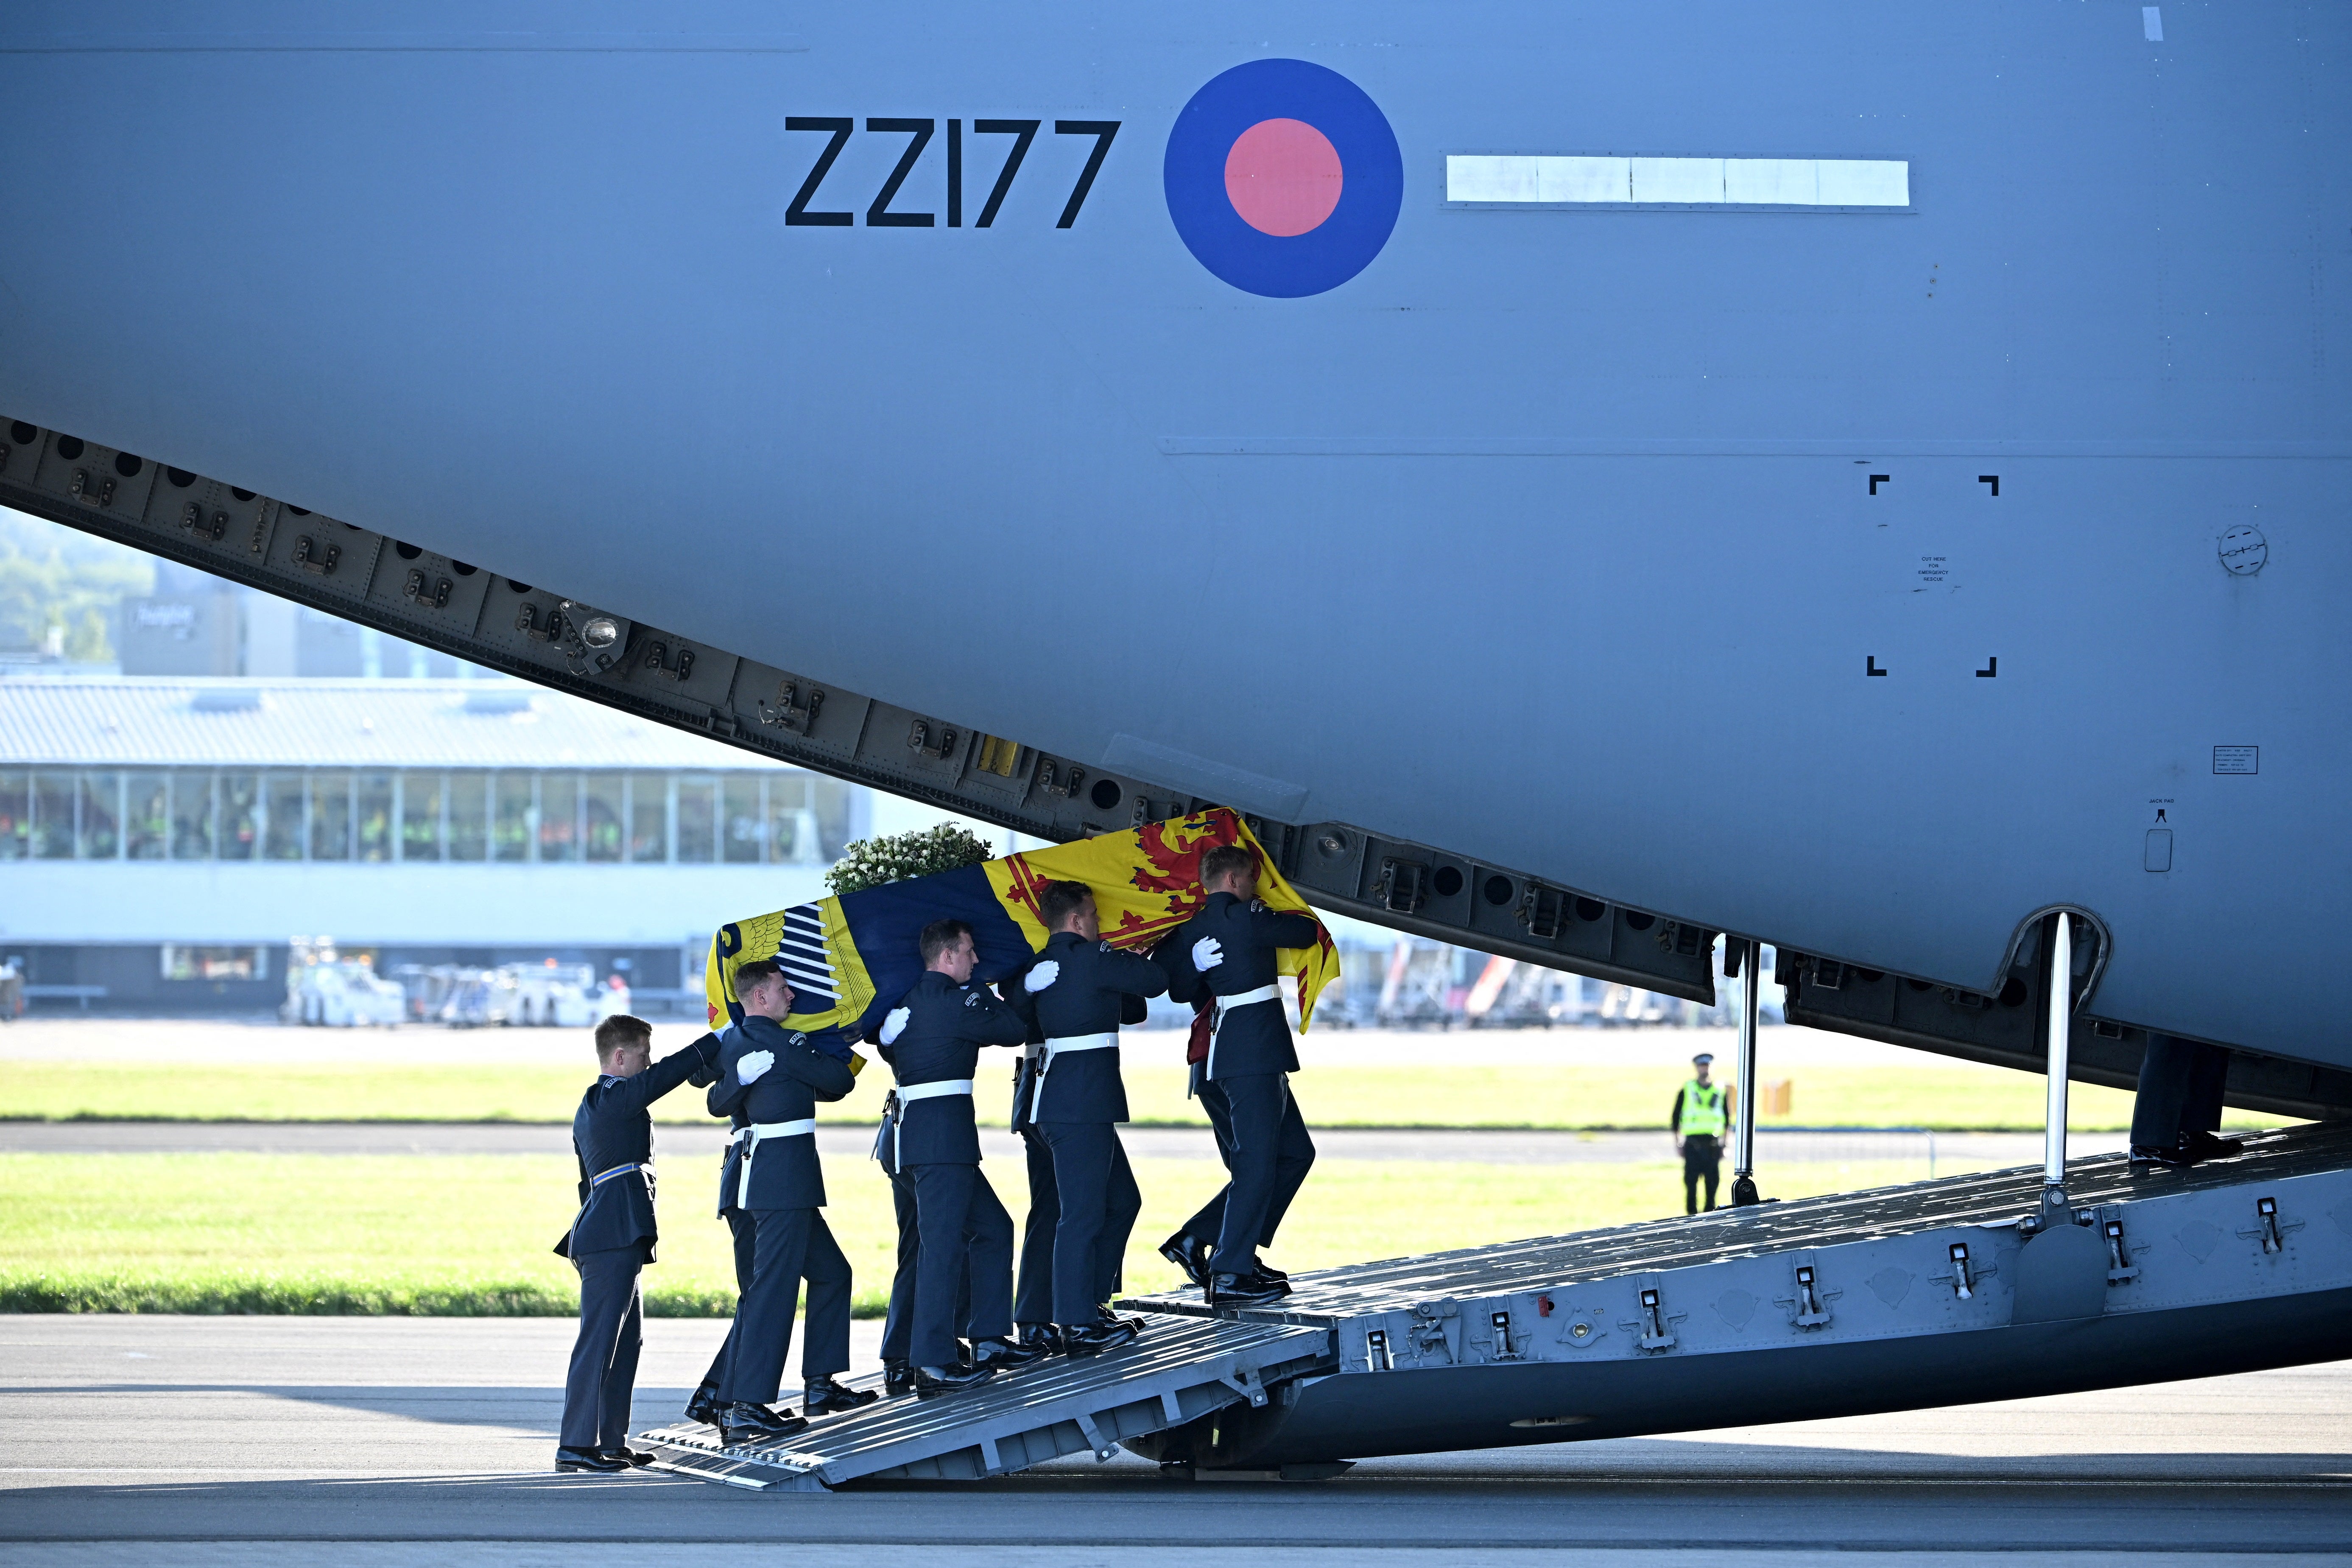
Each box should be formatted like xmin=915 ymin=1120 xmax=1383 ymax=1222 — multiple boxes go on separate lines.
xmin=879 ymin=970 xmax=1027 ymax=1369
xmin=1160 ymin=893 xmax=1322 ymax=1276
xmin=1006 ymin=931 xmax=1166 ymax=1323
xmin=706 ymin=1015 xmax=857 ymax=1403
xmin=557 ymin=1032 xmax=718 ymax=1451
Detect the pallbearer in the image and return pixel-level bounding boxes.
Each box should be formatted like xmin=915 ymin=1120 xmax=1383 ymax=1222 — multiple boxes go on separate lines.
xmin=1163 ymin=844 xmax=1323 ymax=1308
xmin=1008 ymin=1010 xmax=1062 ymax=1356
xmin=682 ymin=1087 xmax=754 ymax=1428
xmin=554 ymin=1015 xmax=719 ymax=1473
xmin=1006 ymin=879 xmax=1165 ymax=1354
xmin=880 ymin=918 xmax=1048 ymax=1395
xmin=708 ymin=959 xmax=875 ymax=1445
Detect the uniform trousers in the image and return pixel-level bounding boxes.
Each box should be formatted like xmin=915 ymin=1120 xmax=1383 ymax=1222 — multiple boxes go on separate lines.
xmin=1013 ymin=1128 xmax=1058 ymax=1328
xmin=1682 ymin=1134 xmax=1722 ymax=1213
xmin=1204 ymin=1073 xmax=1318 ymax=1276
xmin=881 ymin=1169 xmax=973 ymax=1363
xmin=559 ymin=1246 xmax=643 ymax=1450
xmin=908 ymin=1163 xmax=1014 ymax=1370
xmin=716 ymin=1208 xmax=852 ymax=1405
xmin=693 ymin=1208 xmax=757 ymax=1399
xmin=1036 ymin=1121 xmax=1142 ymax=1324
xmin=2131 ymin=1034 xmax=2229 ymax=1149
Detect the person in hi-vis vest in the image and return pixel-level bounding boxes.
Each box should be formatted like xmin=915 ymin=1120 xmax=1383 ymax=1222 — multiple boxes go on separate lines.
xmin=1670 ymin=1052 xmax=1735 ymax=1214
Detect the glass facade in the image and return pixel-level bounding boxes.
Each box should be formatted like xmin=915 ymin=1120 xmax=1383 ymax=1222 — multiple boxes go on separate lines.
xmin=0 ymin=768 xmax=849 ymax=866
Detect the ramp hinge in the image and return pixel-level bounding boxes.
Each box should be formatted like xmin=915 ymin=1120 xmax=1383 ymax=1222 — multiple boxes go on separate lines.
xmin=756 ymin=680 xmax=822 ymax=733
xmin=2239 ymin=1194 xmax=2300 ymax=1255
xmin=1373 ymin=858 xmax=1427 ymax=915
xmin=1622 ymin=1285 xmax=1681 ymax=1352
xmin=402 ymin=570 xmax=453 ymax=611
xmin=292 ymin=534 xmax=340 ymax=576
xmin=1217 ymin=1367 xmax=1269 ymax=1409
xmin=1777 ymin=1262 xmax=1836 ymax=1328
xmin=2101 ymin=1213 xmax=2140 ymax=1285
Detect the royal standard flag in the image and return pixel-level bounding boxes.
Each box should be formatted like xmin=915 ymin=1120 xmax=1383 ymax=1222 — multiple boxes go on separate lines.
xmin=705 ymin=808 xmax=1339 ymax=1040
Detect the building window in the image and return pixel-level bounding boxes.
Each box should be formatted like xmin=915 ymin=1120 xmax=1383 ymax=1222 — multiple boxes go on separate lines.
xmin=219 ymin=773 xmax=260 ymax=860
xmin=0 ymin=771 xmax=22 ymax=859
xmin=126 ymin=771 xmax=168 ymax=860
xmin=309 ymin=771 xmax=352 ymax=861
xmin=722 ymin=777 xmax=763 ymax=864
xmin=171 ymin=770 xmax=216 ymax=859
xmin=628 ymin=772 xmax=668 ymax=863
xmin=31 ymin=772 xmax=75 ymax=859
xmin=539 ymin=772 xmax=580 ymax=863
xmin=493 ymin=774 xmax=532 ymax=862
xmin=400 ymin=772 xmax=443 ymax=861
xmin=766 ymin=774 xmax=821 ymax=865
xmin=81 ymin=772 xmax=121 ymax=859
xmin=585 ymin=774 xmax=624 ymax=863
xmin=161 ymin=945 xmax=270 ymax=982
xmin=448 ymin=771 xmax=488 ymax=861
xmin=676 ymin=776 xmax=716 ymax=863
xmin=357 ymin=772 xmax=394 ymax=863
xmin=263 ymin=773 xmax=304 ymax=860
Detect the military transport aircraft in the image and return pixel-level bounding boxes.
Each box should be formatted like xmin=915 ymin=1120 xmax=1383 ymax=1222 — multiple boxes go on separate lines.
xmin=3 ymin=2 xmax=2346 ymax=1486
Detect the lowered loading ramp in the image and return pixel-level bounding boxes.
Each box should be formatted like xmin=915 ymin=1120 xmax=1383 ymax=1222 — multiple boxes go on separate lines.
xmin=636 ymin=1312 xmax=1332 ymax=1490
xmin=643 ymin=1123 xmax=2352 ymax=1490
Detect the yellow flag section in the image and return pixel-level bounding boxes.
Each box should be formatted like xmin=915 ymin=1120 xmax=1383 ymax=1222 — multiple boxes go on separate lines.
xmin=704 ymin=808 xmax=1338 ymax=1039
xmin=985 ymin=809 xmax=1340 ymax=1030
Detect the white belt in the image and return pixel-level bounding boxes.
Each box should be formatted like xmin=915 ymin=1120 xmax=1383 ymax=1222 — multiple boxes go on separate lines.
xmin=1209 ymin=984 xmax=1282 ymax=1079
xmin=891 ymin=1079 xmax=974 ymax=1171
xmin=1029 ymin=1033 xmax=1118 ymax=1121
xmin=734 ymin=1119 xmax=816 ymax=1208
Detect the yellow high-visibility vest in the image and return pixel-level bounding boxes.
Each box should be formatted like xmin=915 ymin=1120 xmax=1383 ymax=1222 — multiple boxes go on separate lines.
xmin=1677 ymin=1079 xmax=1727 ymax=1137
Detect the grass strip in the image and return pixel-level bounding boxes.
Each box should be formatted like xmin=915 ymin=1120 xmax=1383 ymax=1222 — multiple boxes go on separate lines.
xmin=0 ymin=1060 xmax=2249 ymax=1132
xmin=0 ymin=1148 xmax=2024 ymax=1318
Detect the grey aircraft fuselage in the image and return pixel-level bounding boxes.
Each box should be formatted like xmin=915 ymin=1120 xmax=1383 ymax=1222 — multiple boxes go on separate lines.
xmin=2 ymin=4 xmax=2346 ymax=1074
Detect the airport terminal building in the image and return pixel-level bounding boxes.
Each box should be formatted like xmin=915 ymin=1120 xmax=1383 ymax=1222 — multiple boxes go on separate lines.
xmin=0 ymin=679 xmax=864 ymax=1009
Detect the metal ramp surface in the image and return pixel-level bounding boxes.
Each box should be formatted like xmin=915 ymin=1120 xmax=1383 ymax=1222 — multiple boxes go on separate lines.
xmin=637 ymin=1310 xmax=1330 ymax=1490
xmin=1125 ymin=1122 xmax=2352 ymax=1325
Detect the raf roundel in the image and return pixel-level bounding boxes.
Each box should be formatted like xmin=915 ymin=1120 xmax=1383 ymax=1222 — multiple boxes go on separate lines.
xmin=1164 ymin=59 xmax=1403 ymax=298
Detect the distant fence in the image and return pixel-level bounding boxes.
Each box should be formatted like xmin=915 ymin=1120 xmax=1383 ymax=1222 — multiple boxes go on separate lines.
xmin=1750 ymin=1126 xmax=1945 ymax=1179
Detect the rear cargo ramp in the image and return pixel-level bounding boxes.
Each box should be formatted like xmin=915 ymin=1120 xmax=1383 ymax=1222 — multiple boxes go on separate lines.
xmin=637 ymin=1313 xmax=1330 ymax=1490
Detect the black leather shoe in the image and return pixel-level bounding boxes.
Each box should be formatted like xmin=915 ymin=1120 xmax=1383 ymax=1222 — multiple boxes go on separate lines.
xmin=1208 ymin=1272 xmax=1289 ymax=1308
xmin=882 ymin=1359 xmax=917 ymax=1396
xmin=2130 ymin=1143 xmax=2191 ymax=1169
xmin=915 ymin=1361 xmax=996 ymax=1398
xmin=1159 ymin=1231 xmax=1212 ymax=1287
xmin=2182 ymin=1129 xmax=2244 ymax=1162
xmin=683 ymin=1384 xmax=723 ymax=1427
xmin=972 ymin=1334 xmax=1047 ymax=1370
xmin=1253 ymin=1261 xmax=1290 ymax=1281
xmin=719 ymin=1402 xmax=809 ymax=1445
xmin=600 ymin=1446 xmax=655 ymax=1467
xmin=1018 ymin=1322 xmax=1062 ymax=1356
xmin=804 ymin=1375 xmax=879 ymax=1415
xmin=555 ymin=1446 xmax=626 ymax=1473
xmin=1059 ymin=1319 xmax=1140 ymax=1356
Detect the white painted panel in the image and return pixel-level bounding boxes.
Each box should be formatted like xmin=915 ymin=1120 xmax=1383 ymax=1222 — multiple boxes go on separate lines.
xmin=1445 ymin=154 xmax=1543 ymax=203
xmin=1814 ymin=159 xmax=1910 ymax=206
xmin=1447 ymin=155 xmax=1908 ymax=208
xmin=1630 ymin=156 xmax=1723 ymax=204
xmin=1534 ymin=155 xmax=1631 ymax=203
xmin=1724 ymin=157 xmax=1818 ymax=206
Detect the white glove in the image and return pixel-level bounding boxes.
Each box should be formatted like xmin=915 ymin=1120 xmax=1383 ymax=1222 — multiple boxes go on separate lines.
xmin=880 ymin=1006 xmax=911 ymax=1045
xmin=1024 ymin=961 xmax=1060 ymax=993
xmin=1192 ymin=936 xmax=1224 ymax=971
xmin=737 ymin=1049 xmax=775 ymax=1085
